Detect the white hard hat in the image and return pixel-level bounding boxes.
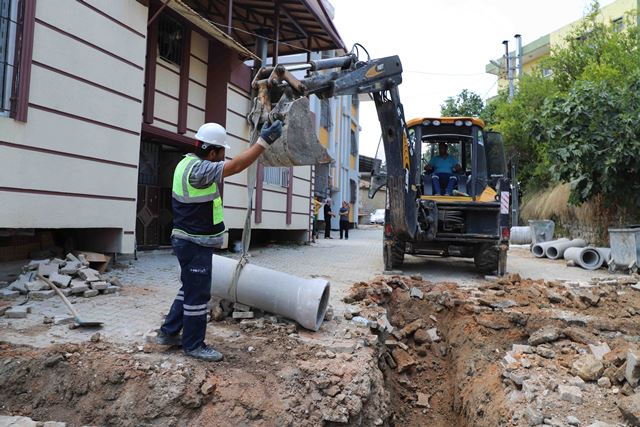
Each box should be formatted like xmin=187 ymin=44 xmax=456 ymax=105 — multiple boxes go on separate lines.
xmin=194 ymin=123 xmax=230 ymax=149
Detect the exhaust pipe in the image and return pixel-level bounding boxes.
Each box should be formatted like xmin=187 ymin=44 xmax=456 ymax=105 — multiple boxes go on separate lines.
xmin=211 ymin=255 xmax=330 ymax=331
xmin=531 ymin=238 xmax=569 ymax=258
xmin=545 ymin=239 xmax=587 ymax=260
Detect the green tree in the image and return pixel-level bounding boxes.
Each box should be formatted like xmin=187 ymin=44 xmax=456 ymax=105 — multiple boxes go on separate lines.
xmin=440 ymin=89 xmax=484 ymax=117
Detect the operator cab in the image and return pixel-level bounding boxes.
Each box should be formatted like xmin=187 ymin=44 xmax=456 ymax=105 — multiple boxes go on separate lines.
xmin=407 ymin=117 xmax=507 ymax=202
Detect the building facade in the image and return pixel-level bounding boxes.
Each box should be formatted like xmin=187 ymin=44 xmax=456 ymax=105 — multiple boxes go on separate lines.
xmin=486 ymin=0 xmax=639 ymax=86
xmin=0 ymin=0 xmax=347 ymax=259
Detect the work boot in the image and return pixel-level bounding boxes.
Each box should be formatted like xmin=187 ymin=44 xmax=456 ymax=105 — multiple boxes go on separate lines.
xmin=147 ymin=329 xmax=181 ymax=346
xmin=185 ymin=345 xmax=224 ymax=362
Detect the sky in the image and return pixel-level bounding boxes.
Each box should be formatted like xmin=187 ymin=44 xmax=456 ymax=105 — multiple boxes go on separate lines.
xmin=330 ymin=0 xmax=615 ymax=158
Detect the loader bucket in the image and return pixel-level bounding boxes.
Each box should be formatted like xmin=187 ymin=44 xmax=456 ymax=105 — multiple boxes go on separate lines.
xmin=261 ymin=97 xmax=332 ymax=167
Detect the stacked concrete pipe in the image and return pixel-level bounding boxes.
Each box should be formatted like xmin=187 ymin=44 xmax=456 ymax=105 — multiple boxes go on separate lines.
xmin=564 ymin=247 xmax=605 ymax=270
xmin=531 ymin=238 xmax=569 ymax=258
xmin=510 ymin=226 xmax=532 ymax=245
xmin=545 ymin=239 xmax=587 ymax=260
xmin=210 ymin=254 xmax=330 ymax=331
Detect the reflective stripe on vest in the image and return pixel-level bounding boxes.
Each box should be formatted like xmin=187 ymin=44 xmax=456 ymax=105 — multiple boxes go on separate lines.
xmin=172 ymin=156 xmax=224 ymax=226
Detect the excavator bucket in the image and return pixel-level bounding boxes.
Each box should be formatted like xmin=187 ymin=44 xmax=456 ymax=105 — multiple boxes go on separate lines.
xmin=261 ymin=96 xmax=331 ymax=167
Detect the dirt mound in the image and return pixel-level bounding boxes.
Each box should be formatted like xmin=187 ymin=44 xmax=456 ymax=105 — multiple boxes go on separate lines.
xmin=343 ymin=273 xmax=640 ymax=426
xmin=0 ymin=319 xmax=388 ymax=427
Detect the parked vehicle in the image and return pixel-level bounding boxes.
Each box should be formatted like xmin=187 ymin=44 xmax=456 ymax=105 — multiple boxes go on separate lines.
xmin=369 ymin=209 xmax=385 ymax=224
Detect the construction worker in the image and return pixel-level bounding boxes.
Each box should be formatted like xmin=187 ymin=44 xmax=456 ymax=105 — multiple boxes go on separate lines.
xmin=424 ymin=142 xmax=462 ymax=196
xmin=312 ymin=196 xmax=322 ymax=242
xmin=151 ymin=120 xmax=282 ymax=362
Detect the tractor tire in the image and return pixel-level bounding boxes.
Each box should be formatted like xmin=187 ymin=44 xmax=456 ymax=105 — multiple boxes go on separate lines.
xmin=384 ymin=239 xmax=405 ymax=270
xmin=474 ymin=243 xmax=499 ymax=274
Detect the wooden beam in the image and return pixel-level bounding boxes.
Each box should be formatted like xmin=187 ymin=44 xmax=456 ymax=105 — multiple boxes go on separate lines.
xmin=143 ymin=2 xmax=159 ymax=124
xmin=177 ymin=28 xmax=191 ymax=134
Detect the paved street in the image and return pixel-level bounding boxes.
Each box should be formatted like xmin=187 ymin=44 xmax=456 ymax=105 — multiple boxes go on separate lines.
xmin=0 ymin=226 xmax=613 ymax=348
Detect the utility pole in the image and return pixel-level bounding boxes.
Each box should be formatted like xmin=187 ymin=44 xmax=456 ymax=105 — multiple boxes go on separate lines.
xmin=502 ymin=40 xmax=514 ymax=101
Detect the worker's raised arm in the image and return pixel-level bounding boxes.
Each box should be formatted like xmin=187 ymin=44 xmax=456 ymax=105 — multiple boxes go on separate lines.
xmin=223 ymin=121 xmax=282 ymax=178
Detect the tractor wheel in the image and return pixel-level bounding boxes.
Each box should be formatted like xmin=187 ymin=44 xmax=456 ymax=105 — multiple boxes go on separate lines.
xmin=474 ymin=243 xmax=499 ymax=274
xmin=384 ymin=238 xmax=405 ymax=270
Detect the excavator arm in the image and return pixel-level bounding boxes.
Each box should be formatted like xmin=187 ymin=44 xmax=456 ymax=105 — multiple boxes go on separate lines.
xmin=253 ymin=53 xmax=418 ymax=241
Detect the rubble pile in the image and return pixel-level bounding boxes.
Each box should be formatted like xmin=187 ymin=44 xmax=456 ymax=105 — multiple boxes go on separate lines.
xmin=341 ymin=272 xmax=640 ymax=426
xmin=0 ymin=253 xmax=122 ymax=319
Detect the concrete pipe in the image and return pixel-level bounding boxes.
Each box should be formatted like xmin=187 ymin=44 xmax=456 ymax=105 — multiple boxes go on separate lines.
xmin=595 ymin=248 xmax=612 ymax=267
xmin=545 ymin=239 xmax=587 ymax=260
xmin=531 ymin=238 xmax=569 ymax=258
xmin=564 ymin=247 xmax=603 ymax=270
xmin=211 ymin=255 xmax=330 ymax=331
xmin=510 ymin=226 xmax=532 ymax=245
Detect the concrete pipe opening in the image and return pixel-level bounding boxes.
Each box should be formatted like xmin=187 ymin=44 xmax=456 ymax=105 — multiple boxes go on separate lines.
xmin=581 ymin=249 xmax=600 ymax=268
xmin=546 ymin=247 xmax=559 ymax=259
xmin=315 ymin=285 xmax=331 ymax=331
xmin=532 ymin=244 xmax=545 ymax=257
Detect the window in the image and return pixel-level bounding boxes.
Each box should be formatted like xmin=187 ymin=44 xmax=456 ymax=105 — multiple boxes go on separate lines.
xmin=320 ymin=98 xmax=331 ymax=130
xmin=264 ymin=167 xmax=289 ymax=188
xmin=613 ymin=17 xmax=625 ymax=33
xmin=158 ymin=14 xmax=183 ymax=65
xmin=0 ymin=0 xmax=18 ymax=116
xmin=350 ymin=130 xmax=357 ymax=155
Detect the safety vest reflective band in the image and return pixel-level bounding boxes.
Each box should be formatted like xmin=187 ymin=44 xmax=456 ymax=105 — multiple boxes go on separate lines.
xmin=171 ymin=156 xmax=225 ymax=237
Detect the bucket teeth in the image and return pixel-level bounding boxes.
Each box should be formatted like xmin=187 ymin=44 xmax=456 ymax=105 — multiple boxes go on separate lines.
xmin=260 ymin=97 xmax=332 ymax=167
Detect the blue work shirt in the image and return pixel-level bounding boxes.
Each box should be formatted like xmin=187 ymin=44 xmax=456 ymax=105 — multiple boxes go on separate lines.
xmin=429 ymin=155 xmax=459 ymax=174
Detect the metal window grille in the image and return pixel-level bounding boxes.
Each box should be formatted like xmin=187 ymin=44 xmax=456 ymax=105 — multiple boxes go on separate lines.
xmin=0 ymin=0 xmax=18 ymax=115
xmin=264 ymin=166 xmax=289 ymax=188
xmin=158 ymin=14 xmax=183 ymax=65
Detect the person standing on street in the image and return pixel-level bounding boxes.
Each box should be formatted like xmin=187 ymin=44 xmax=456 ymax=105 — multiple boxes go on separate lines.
xmin=339 ymin=201 xmax=350 ymax=240
xmin=312 ymin=196 xmax=322 ymax=243
xmin=151 ymin=120 xmax=282 ymax=362
xmin=323 ymin=198 xmax=335 ymax=239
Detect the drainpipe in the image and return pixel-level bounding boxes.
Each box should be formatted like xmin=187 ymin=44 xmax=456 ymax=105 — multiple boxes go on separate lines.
xmin=514 ymin=34 xmax=523 ymax=79
xmin=502 ymin=40 xmax=514 ymax=101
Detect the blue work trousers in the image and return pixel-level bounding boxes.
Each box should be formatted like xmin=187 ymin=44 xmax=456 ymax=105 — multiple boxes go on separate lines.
xmin=432 ymin=173 xmax=457 ymax=196
xmin=161 ymin=237 xmax=213 ymax=352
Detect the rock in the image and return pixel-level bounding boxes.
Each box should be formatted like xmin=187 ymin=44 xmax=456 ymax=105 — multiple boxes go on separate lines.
xmin=589 ymin=342 xmax=612 ymax=360
xmin=618 ymin=393 xmax=640 ymax=426
xmin=54 ymin=316 xmax=74 ymax=325
xmin=78 ymin=267 xmax=101 ymax=282
xmin=566 ymin=416 xmax=580 ymax=426
xmin=528 ymin=327 xmax=560 ymax=345
xmin=410 ymin=287 xmax=424 ymax=299
xmin=83 ymin=289 xmax=99 ymax=298
xmin=43 ymin=422 xmax=66 ymax=427
xmin=103 ymin=286 xmax=118 ymax=294
xmin=110 ymin=277 xmax=123 ymax=287
xmin=324 ymin=307 xmax=334 ymax=321
xmin=558 ymin=384 xmax=583 ymax=404
xmin=572 ymin=354 xmax=604 ymax=381
xmin=577 ymin=289 xmax=600 ymax=306
xmin=414 ymin=329 xmax=429 ymax=344
xmin=426 ymin=328 xmax=441 ymax=343
xmin=570 ymin=376 xmax=586 ymax=389
xmin=587 ymin=422 xmax=623 ymax=427
xmin=525 ymin=405 xmax=544 ymax=426
xmin=70 ymin=281 xmax=89 ymax=295
xmin=392 ymin=348 xmax=416 ymax=373
xmin=511 ymin=344 xmax=533 ymax=354
xmin=200 ymin=381 xmax=215 ymax=395
xmin=534 ymin=346 xmax=556 ymax=359
xmin=60 ymin=261 xmax=81 ymax=275
xmin=31 ymin=290 xmax=56 ymax=300
xmin=5 ymin=306 xmax=28 ymax=318
xmin=0 ymin=416 xmax=38 ymax=427
xmin=503 ymin=353 xmax=518 ymax=366
xmin=90 ymin=332 xmax=101 ymax=342
xmin=38 ymin=262 xmax=59 ymax=277
xmin=400 ymin=319 xmax=424 ymax=337
xmin=597 ymin=376 xmax=611 ymax=388
xmin=415 ymin=392 xmax=430 ymax=408
xmin=626 ymin=350 xmax=640 ymax=387
xmin=49 ymin=272 xmax=72 ymax=288
xmin=90 ymin=281 xmax=109 ymax=291
xmin=232 ymin=311 xmax=254 ymax=319
xmin=325 ymin=385 xmax=340 ymax=397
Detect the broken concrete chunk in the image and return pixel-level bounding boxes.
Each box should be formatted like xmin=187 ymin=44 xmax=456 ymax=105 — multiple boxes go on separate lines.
xmin=90 ymin=281 xmax=109 ymax=291
xmin=409 ymin=287 xmax=424 ymax=299
xmin=43 ymin=422 xmax=67 ymax=427
xmin=102 ymin=286 xmax=118 ymax=295
xmin=70 ymin=280 xmax=89 ymax=295
xmin=30 ymin=290 xmax=55 ymax=300
xmin=413 ymin=329 xmax=429 ymax=344
xmin=525 ymin=405 xmax=544 ymax=426
xmin=528 ymin=327 xmax=560 ymax=346
xmin=415 ymin=392 xmax=430 ymax=408
xmin=572 ymin=354 xmax=604 ymax=381
xmin=49 ymin=272 xmax=72 ymax=288
xmin=0 ymin=289 xmax=20 ymax=299
xmin=534 ymin=346 xmax=556 ymax=359
xmin=426 ymin=328 xmax=441 ymax=343
xmin=37 ymin=262 xmax=59 ymax=277
xmin=83 ymin=289 xmax=99 ymax=298
xmin=597 ymin=377 xmax=611 ymax=388
xmin=391 ymin=348 xmax=416 ymax=373
xmin=25 ymin=280 xmax=50 ymax=292
xmin=110 ymin=277 xmax=123 ymax=287
xmin=5 ymin=306 xmax=28 ymax=318
xmin=558 ymin=384 xmax=583 ymax=404
xmin=511 ymin=344 xmax=533 ymax=355
xmin=589 ymin=342 xmax=611 ymax=360
xmin=0 ymin=416 xmax=39 ymax=427
xmin=233 ymin=302 xmax=252 ymax=312
xmin=232 ymin=311 xmax=254 ymax=319
xmin=78 ymin=268 xmax=101 ymax=282
xmin=625 ymin=350 xmax=640 ymax=387
xmin=618 ymin=392 xmax=640 ymax=426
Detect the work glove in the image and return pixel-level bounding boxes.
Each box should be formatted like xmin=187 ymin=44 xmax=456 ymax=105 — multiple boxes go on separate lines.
xmin=260 ymin=120 xmax=283 ymax=145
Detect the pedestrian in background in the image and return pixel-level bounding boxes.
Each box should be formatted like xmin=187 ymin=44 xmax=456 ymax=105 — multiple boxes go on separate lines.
xmin=312 ymin=196 xmax=322 ymax=242
xmin=323 ymin=198 xmax=335 ymax=239
xmin=339 ymin=201 xmax=350 ymax=240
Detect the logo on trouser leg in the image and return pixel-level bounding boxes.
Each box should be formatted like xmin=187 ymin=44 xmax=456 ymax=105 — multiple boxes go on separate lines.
xmin=188 ymin=267 xmax=208 ymax=275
